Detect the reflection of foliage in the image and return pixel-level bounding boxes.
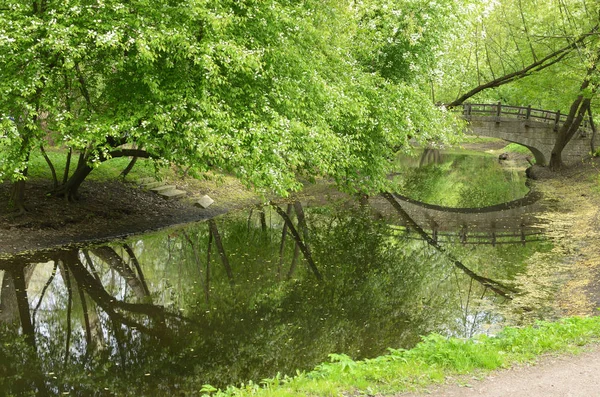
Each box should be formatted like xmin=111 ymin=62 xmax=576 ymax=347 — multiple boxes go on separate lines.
xmin=2 ymin=200 xmax=543 ymax=393
xmin=394 ymin=152 xmax=528 ymax=207
xmin=173 ymin=205 xmax=455 ymax=388
xmin=0 ymin=327 xmax=38 ymax=396
xmin=395 ymin=164 xmax=451 ymax=204
xmin=455 ymin=159 xmax=525 ymax=207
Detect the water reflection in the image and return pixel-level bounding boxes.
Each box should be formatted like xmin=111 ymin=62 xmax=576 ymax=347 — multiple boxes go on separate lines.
xmin=393 ymin=149 xmax=529 ymax=207
xmin=0 ymin=197 xmax=549 ymax=395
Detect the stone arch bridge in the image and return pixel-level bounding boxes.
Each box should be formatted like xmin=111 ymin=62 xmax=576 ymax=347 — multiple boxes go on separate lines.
xmin=460 ymin=103 xmax=595 ymax=165
xmin=371 ymin=191 xmax=544 ymax=246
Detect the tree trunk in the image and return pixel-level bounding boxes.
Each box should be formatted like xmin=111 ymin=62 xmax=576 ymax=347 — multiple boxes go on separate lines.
xmin=54 ymin=149 xmax=150 ymax=201
xmin=53 ymin=162 xmax=93 ymax=201
xmin=10 ymin=164 xmax=28 ymax=213
xmin=40 ymin=145 xmax=58 ymax=188
xmin=549 ymin=95 xmax=592 ymax=170
xmin=63 ymin=148 xmax=72 ymax=185
xmin=120 ymin=156 xmax=138 ymax=179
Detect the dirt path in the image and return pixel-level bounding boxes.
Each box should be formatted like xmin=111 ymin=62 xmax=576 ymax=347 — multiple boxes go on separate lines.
xmin=402 ymin=346 xmax=600 ymax=397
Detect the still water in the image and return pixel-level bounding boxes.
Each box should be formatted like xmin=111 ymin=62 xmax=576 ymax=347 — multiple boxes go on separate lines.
xmin=0 ymin=150 xmax=550 ymax=395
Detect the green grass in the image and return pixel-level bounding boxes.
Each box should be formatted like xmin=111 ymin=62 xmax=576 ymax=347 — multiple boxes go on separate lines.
xmin=200 ymin=316 xmax=600 ymax=396
xmin=27 ymin=147 xmax=170 ymax=182
xmin=502 ymin=143 xmax=533 ymax=155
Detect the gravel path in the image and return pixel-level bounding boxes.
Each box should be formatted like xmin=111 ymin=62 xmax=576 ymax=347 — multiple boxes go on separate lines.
xmin=403 ymin=346 xmax=600 ymax=397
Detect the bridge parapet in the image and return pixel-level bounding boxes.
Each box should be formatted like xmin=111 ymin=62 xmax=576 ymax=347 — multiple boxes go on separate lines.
xmin=462 ymin=102 xmax=593 ymax=133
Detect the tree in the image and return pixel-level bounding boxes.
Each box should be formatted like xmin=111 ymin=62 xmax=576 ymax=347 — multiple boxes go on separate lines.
xmin=434 ymin=0 xmax=600 ymax=168
xmin=0 ymin=0 xmax=459 ymax=207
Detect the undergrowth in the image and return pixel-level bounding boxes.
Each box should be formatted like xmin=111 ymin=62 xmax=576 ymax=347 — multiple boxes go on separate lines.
xmin=199 ymin=316 xmax=600 ymax=396
xmin=503 ymin=143 xmax=532 ymax=155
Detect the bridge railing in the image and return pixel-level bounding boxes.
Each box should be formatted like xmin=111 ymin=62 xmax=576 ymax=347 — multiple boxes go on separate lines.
xmin=461 ymin=102 xmax=591 ymax=133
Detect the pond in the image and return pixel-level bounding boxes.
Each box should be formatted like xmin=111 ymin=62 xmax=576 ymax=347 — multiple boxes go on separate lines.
xmin=0 ymin=148 xmax=551 ymax=396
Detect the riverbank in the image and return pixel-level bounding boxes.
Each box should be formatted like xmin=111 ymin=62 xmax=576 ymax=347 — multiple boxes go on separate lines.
xmin=517 ymin=159 xmax=600 ymax=318
xmin=0 ymin=174 xmax=261 ymax=256
xmin=195 ymin=316 xmax=600 ymax=396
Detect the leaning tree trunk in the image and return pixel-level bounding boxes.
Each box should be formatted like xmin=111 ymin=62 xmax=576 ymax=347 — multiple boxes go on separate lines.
xmin=549 ymin=57 xmax=598 ymax=170
xmin=549 ymin=96 xmax=591 ymax=170
xmin=53 ymin=162 xmax=94 ymax=201
xmin=53 ymin=148 xmax=151 ymax=201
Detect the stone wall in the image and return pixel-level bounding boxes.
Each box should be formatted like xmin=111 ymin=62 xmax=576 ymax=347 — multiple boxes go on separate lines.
xmin=466 ymin=116 xmax=592 ymax=165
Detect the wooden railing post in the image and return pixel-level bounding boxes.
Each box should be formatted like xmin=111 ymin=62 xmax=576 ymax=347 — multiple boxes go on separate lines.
xmin=554 ymin=110 xmax=561 ymax=131
xmin=463 ymin=103 xmax=472 ymax=119
xmin=495 ymin=101 xmax=501 ymax=123
xmin=526 ymin=105 xmax=531 ymax=120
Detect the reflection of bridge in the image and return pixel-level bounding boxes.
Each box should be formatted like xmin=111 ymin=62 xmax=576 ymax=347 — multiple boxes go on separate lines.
xmin=460 ymin=103 xmax=594 ymax=166
xmin=372 ymin=191 xmax=544 ymax=245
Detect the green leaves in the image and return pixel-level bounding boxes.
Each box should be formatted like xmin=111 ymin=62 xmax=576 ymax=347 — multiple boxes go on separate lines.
xmin=0 ymin=0 xmax=459 ymax=196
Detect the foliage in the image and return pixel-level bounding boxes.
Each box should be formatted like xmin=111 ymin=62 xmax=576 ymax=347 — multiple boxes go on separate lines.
xmin=200 ymin=316 xmax=600 ymax=396
xmin=503 ymin=143 xmax=532 ymax=155
xmin=393 ymin=150 xmax=529 ymax=207
xmin=435 ymin=0 xmax=600 ymax=113
xmin=0 ymin=0 xmax=460 ymax=199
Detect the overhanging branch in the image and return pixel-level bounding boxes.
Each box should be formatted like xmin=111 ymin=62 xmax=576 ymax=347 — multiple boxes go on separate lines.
xmin=447 ymin=25 xmax=598 ymax=107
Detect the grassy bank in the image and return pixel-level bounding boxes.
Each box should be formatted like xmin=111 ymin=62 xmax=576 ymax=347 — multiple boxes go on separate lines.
xmin=200 ymin=316 xmax=600 ymax=396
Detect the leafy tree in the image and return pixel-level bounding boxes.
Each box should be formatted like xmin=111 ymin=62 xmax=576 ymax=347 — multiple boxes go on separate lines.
xmin=435 ymin=0 xmax=600 ymax=169
xmin=0 ymin=0 xmax=458 ymax=208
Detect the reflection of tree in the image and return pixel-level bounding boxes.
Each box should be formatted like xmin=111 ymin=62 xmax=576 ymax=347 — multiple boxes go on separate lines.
xmin=419 ymin=148 xmax=443 ymax=167
xmin=382 ymin=192 xmax=516 ymax=299
xmin=64 ymin=250 xmax=188 ymax=340
xmin=91 ymin=246 xmax=151 ymax=301
xmin=208 ymin=220 xmax=235 ymax=285
xmin=272 ymin=201 xmax=322 ymax=280
xmin=0 ymin=198 xmax=532 ymax=393
xmin=2 ymin=265 xmax=49 ymax=396
xmin=0 ymin=271 xmax=19 ymax=325
xmin=31 ymin=262 xmax=58 ymax=330
xmin=1 ymin=265 xmax=35 ymax=325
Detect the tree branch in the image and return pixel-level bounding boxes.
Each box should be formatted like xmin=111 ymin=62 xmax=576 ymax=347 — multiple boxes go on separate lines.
xmin=108 ymin=149 xmax=152 ymax=159
xmin=447 ymin=25 xmax=598 ymax=107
